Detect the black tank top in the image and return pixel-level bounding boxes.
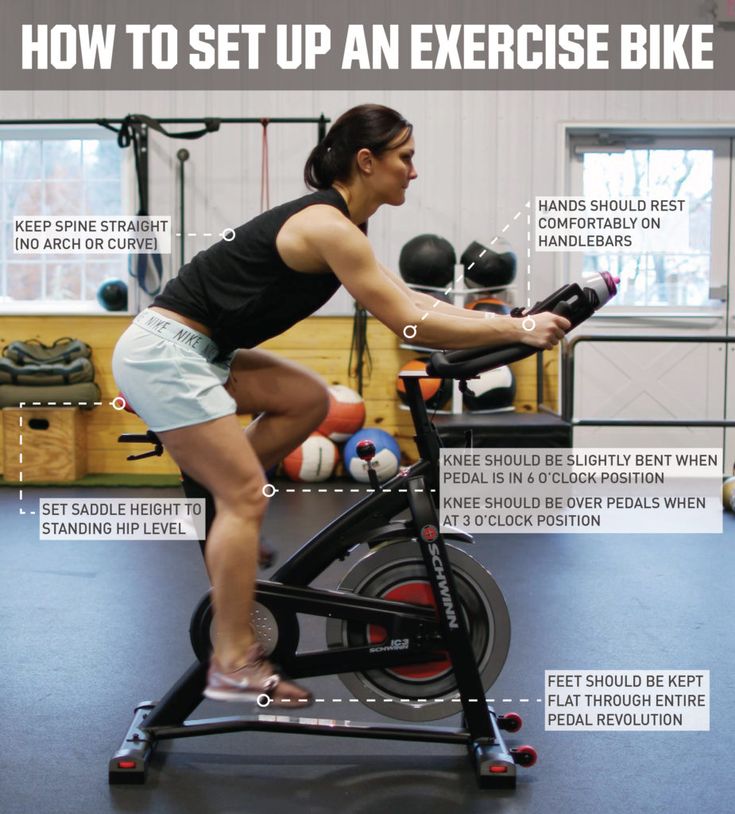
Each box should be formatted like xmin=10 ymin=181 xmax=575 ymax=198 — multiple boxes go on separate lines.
xmin=153 ymin=188 xmax=349 ymax=355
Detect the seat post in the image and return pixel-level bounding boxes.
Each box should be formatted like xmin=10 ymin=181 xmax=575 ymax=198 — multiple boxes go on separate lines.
xmin=400 ymin=372 xmax=443 ymax=482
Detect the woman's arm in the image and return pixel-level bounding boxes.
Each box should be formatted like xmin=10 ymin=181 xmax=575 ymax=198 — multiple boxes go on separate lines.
xmin=304 ymin=209 xmax=568 ymax=351
xmin=379 ymin=262 xmax=491 ymax=321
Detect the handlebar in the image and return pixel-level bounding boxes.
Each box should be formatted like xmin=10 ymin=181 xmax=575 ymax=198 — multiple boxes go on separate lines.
xmin=426 ymin=272 xmax=619 ymax=380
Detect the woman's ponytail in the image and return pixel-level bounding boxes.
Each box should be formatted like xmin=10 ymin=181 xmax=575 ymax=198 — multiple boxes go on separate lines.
xmin=303 ymin=137 xmax=340 ymax=190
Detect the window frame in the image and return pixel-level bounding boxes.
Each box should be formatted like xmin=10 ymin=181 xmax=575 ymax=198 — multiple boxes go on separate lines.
xmin=562 ymin=125 xmax=733 ymax=323
xmin=0 ymin=124 xmax=134 ymax=315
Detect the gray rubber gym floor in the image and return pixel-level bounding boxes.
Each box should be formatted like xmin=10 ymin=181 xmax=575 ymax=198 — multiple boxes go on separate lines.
xmin=2 ymin=483 xmax=733 ymax=814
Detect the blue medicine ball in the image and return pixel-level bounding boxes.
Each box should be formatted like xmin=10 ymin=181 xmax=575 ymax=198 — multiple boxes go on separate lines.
xmin=344 ymin=428 xmax=401 ymax=483
xmin=97 ymin=278 xmax=128 ymax=311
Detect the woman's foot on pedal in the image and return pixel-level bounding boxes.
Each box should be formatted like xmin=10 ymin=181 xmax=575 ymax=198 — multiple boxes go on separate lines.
xmin=204 ymin=643 xmax=313 ymax=707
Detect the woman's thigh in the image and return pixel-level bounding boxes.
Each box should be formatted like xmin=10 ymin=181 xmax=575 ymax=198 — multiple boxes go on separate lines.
xmin=224 ymin=348 xmax=329 ymax=416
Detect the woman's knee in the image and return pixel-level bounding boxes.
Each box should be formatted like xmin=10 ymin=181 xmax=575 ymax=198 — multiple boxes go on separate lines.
xmin=213 ymin=472 xmax=269 ymax=522
xmin=277 ymin=373 xmax=329 ymax=424
xmin=307 ymin=379 xmax=330 ymax=424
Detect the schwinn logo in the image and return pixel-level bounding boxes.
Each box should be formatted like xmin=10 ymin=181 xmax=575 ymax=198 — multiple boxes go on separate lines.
xmin=427 ymin=542 xmax=459 ymax=629
xmin=369 ymin=638 xmax=410 ymax=654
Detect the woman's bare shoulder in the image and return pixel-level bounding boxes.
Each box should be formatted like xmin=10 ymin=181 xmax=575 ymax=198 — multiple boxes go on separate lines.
xmin=286 ymin=203 xmax=363 ymax=245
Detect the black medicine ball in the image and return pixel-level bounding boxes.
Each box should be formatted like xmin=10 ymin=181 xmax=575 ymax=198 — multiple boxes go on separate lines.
xmin=399 ymin=234 xmax=456 ymax=288
xmin=461 ymin=241 xmax=516 ymax=288
xmin=97 ymin=278 xmax=128 ymax=311
xmin=463 ymin=366 xmax=516 ymax=411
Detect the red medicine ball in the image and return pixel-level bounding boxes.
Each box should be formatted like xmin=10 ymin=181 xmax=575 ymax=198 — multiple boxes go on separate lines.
xmin=465 ymin=297 xmax=512 ymax=316
xmin=317 ymin=385 xmax=366 ymax=442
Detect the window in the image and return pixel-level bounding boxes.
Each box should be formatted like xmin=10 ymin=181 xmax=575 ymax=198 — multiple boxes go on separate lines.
xmin=567 ymin=133 xmax=731 ymax=312
xmin=0 ymin=127 xmax=127 ymax=310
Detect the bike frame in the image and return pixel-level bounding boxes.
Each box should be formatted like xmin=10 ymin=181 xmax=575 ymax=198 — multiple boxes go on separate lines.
xmin=111 ymin=372 xmax=522 ymax=788
xmin=182 ymin=373 xmax=474 ymax=678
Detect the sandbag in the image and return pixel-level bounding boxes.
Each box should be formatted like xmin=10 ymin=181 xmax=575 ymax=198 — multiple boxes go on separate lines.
xmin=3 ymin=337 xmax=92 ymax=365
xmin=0 ymin=382 xmax=101 ymax=410
xmin=0 ymin=356 xmax=95 ymax=386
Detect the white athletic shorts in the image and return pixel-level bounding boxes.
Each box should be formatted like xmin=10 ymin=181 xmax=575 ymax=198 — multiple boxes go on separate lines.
xmin=112 ymin=309 xmax=237 ymax=432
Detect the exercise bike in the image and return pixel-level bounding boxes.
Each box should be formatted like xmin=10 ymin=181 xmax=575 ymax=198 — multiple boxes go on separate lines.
xmin=109 ymin=272 xmax=618 ymax=789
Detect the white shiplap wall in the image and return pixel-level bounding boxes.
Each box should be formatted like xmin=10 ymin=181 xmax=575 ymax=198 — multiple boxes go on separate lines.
xmin=3 ymin=87 xmax=735 ymax=458
xmin=2 ymin=87 xmax=735 ymax=309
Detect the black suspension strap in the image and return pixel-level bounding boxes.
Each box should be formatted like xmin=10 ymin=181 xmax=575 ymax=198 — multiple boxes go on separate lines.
xmin=349 ymin=304 xmax=372 ymax=395
xmin=98 ymin=114 xmax=221 ymax=145
xmin=97 ymin=115 xmax=222 ymax=298
xmin=348 ymin=219 xmax=373 ymax=394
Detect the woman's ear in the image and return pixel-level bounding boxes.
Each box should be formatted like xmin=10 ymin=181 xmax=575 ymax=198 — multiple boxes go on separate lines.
xmin=355 ymin=147 xmax=374 ymax=175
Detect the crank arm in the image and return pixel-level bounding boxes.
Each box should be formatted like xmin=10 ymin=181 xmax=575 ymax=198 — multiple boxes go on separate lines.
xmin=278 ymin=642 xmax=449 ymax=680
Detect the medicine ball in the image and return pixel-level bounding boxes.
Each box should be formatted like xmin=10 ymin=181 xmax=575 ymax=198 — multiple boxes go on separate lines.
xmin=399 ymin=234 xmax=456 ymax=288
xmin=465 ymin=296 xmax=512 ymax=316
xmin=463 ymin=366 xmax=516 ymax=411
xmin=283 ymin=433 xmax=339 ymax=482
xmin=97 ymin=278 xmax=128 ymax=311
xmin=317 ymin=385 xmax=366 ymax=442
xmin=344 ymin=428 xmax=401 ymax=483
xmin=461 ymin=241 xmax=516 ymax=288
xmin=396 ymin=358 xmax=452 ymax=411
xmin=723 ymin=476 xmax=735 ymax=512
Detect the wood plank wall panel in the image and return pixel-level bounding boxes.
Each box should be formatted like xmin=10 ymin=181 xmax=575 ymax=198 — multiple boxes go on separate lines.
xmin=0 ymin=315 xmax=551 ymax=474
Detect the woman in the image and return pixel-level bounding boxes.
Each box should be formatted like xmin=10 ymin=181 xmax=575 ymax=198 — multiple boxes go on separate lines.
xmin=112 ymin=104 xmax=569 ymax=707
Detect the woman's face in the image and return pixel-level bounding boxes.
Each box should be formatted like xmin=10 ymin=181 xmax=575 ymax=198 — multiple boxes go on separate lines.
xmin=364 ymin=130 xmax=418 ymax=206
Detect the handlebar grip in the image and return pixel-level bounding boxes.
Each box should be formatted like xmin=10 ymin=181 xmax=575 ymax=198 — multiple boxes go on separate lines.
xmin=426 ymin=273 xmax=617 ymax=380
xmin=552 ymin=300 xmax=573 ymax=320
xmin=427 ymin=301 xmax=575 ymax=377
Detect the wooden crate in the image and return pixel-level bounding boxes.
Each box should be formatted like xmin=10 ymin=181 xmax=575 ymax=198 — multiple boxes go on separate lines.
xmin=2 ymin=407 xmax=87 ymax=482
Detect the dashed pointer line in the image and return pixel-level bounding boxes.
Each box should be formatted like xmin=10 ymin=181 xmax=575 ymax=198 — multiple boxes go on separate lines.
xmin=15 ymin=399 xmax=143 ymax=514
xmin=259 ymin=696 xmax=544 ymax=706
xmin=274 ymin=487 xmax=437 ymax=497
xmin=410 ymin=206 xmax=527 ymax=332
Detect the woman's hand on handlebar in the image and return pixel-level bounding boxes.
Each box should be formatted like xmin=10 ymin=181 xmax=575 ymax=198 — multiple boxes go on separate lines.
xmin=516 ymin=311 xmax=571 ymax=350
